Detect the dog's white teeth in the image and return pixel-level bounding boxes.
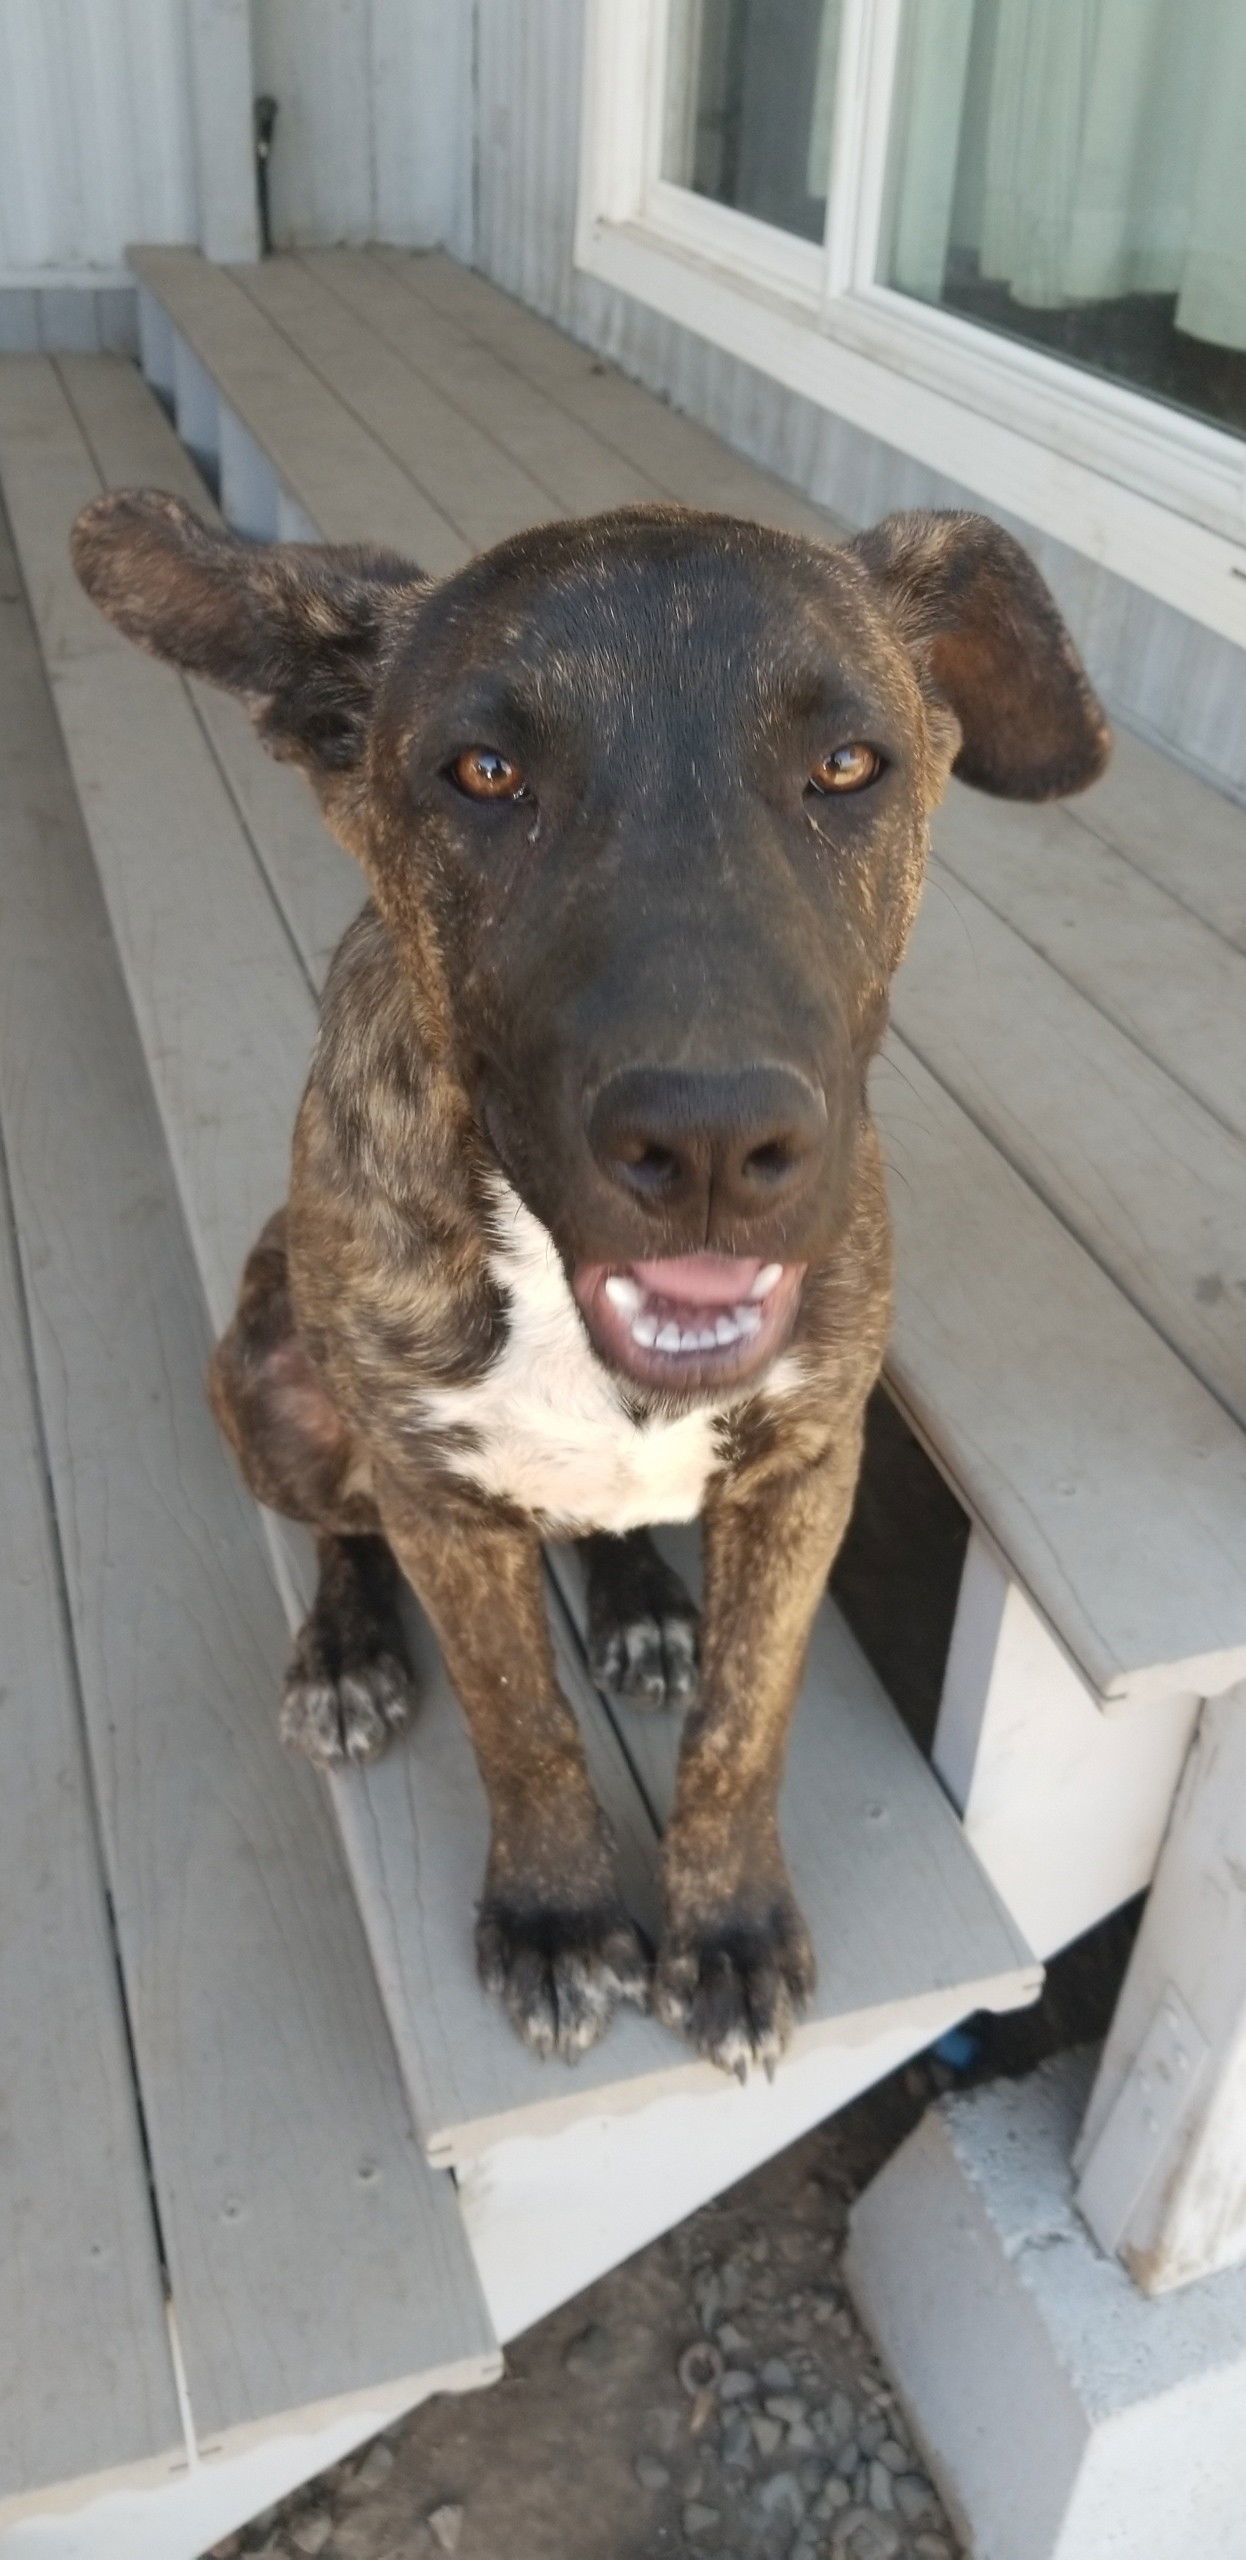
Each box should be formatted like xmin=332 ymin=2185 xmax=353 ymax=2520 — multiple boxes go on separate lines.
xmin=750 ymin=1262 xmax=784 ymax=1300
xmin=656 ymin=1322 xmax=683 ymax=1353
xmin=733 ymin=1302 xmax=763 ymax=1337
xmin=696 ymin=1329 xmax=718 ymax=1351
xmin=632 ymin=1313 xmax=659 ymax=1348
xmin=605 ymin=1273 xmax=643 ymax=1314
xmin=715 ymin=1313 xmax=742 ymax=1347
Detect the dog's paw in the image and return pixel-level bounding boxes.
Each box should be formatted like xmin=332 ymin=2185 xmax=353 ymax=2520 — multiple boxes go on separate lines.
xmin=653 ymin=1900 xmax=815 ymax=2078
xmin=280 ymin=1642 xmax=414 ymax=1769
xmin=584 ymin=1532 xmax=700 ymax=1714
xmin=476 ymin=1897 xmax=651 ymax=2061
xmin=590 ymin=1602 xmax=699 ymax=1712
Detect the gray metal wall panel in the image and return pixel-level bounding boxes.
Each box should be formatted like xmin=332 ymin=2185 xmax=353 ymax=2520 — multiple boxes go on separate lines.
xmin=0 ymin=0 xmax=199 ymax=276
xmin=252 ymin=0 xmax=473 ymax=250
xmin=471 ymin=0 xmax=1246 ymax=805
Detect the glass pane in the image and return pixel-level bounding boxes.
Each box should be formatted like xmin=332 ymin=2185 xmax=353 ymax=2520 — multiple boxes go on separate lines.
xmin=663 ymin=0 xmax=843 ymax=245
xmin=880 ymin=0 xmax=1246 ymax=440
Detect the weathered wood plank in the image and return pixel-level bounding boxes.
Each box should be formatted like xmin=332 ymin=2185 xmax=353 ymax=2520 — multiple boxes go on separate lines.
xmin=229 ymin=253 xmax=555 ymax=551
xmin=2 ymin=355 xmax=692 ymax=2169
xmin=0 ymin=567 xmax=183 ymax=2502
xmin=0 ymin=353 xmax=313 ymax=1313
xmin=127 ymin=247 xmax=466 ymax=570
xmin=351 ymin=1553 xmax=1037 ymax=2166
xmin=896 ymin=862 xmax=1246 ymax=1432
xmin=932 ymin=782 xmax=1246 ymax=1141
xmin=875 ymin=1039 xmax=1246 ymax=1705
xmin=0 ymin=441 xmax=500 ymax=2446
xmin=59 ymin=351 xmax=363 ymax=988
xmin=308 ymin=248 xmax=666 ymax=516
xmin=377 ymin=248 xmax=850 ymax=541
xmin=1071 ymin=724 xmax=1246 ymax=955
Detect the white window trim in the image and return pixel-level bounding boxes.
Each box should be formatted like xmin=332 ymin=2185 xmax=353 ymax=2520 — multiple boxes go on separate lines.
xmin=575 ymin=0 xmax=1246 ymax=649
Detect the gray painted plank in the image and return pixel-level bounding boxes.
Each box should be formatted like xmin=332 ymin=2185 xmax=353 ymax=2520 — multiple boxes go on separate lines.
xmin=0 ymin=353 xmax=314 ymax=1317
xmin=1071 ymin=724 xmax=1246 ymax=954
xmin=308 ymin=248 xmax=667 ymax=516
xmin=896 ymin=863 xmax=1246 ymax=1431
xmin=379 ymin=248 xmax=851 ymax=542
xmin=876 ymin=1039 xmax=1246 ymax=1704
xmin=127 ymin=247 xmax=466 ymax=572
xmin=932 ymin=781 xmax=1246 ymax=1140
xmin=59 ymin=351 xmax=364 ymax=988
xmin=229 ymin=253 xmax=556 ymax=551
xmin=549 ymin=1536 xmax=1019 ymax=1992
xmin=0 ymin=574 xmax=182 ymax=2501
xmin=0 ymin=355 xmax=697 ymax=2163
xmin=0 ymin=414 xmax=499 ymax=2444
xmin=341 ymin=1557 xmax=1036 ymax=2165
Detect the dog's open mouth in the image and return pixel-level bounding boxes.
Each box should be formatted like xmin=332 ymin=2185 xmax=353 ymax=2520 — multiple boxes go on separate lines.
xmin=573 ymin=1255 xmax=804 ymax=1390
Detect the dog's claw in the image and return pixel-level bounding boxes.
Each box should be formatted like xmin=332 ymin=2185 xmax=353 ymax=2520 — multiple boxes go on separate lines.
xmin=281 ymin=1648 xmax=414 ymax=1768
xmin=476 ymin=1900 xmax=651 ymax=2061
xmin=653 ymin=1902 xmax=814 ymax=2077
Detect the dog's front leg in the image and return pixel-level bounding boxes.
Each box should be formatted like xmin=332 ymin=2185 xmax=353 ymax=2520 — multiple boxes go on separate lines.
xmin=654 ymin=1436 xmax=862 ymax=2076
xmin=378 ymin=1475 xmax=649 ymax=2059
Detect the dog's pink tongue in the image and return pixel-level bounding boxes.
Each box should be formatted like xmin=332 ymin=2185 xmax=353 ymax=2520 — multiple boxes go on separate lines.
xmin=632 ymin=1255 xmax=763 ymax=1308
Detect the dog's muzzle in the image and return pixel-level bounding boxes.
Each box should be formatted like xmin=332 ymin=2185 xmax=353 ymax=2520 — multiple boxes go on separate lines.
xmin=573 ymin=1252 xmax=804 ymax=1390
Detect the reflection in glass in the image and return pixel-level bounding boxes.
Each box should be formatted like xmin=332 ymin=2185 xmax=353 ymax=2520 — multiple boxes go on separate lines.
xmin=663 ymin=0 xmax=843 ymax=244
xmin=881 ymin=0 xmax=1246 ymax=437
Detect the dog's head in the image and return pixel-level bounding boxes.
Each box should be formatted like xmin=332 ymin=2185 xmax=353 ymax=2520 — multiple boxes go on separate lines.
xmin=72 ymin=493 xmax=1108 ymax=1393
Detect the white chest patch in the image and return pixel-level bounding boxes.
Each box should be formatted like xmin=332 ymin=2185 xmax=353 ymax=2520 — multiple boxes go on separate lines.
xmin=413 ymin=1185 xmax=737 ymax=1535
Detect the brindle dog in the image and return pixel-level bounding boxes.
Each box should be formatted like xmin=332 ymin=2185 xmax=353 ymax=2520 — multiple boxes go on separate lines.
xmin=71 ymin=492 xmax=1108 ymax=2074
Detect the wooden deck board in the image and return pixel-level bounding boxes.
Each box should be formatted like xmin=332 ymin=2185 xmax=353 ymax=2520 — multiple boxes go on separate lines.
xmin=1071 ymin=725 xmax=1246 ymax=955
xmin=0 ymin=562 xmax=183 ymax=2504
xmin=306 ymin=249 xmax=668 ymax=517
xmin=0 ymin=353 xmax=745 ymax=2162
xmin=229 ymin=253 xmax=555 ymax=554
xmin=878 ymin=1038 xmax=1246 ymax=1704
xmin=354 ymin=1558 xmax=1036 ymax=2166
xmin=932 ymin=782 xmax=1246 ymax=1142
xmin=0 ymin=353 xmax=315 ymax=1317
xmin=128 ymin=247 xmax=467 ymax=571
xmin=898 ymin=858 xmax=1246 ymax=1428
xmin=375 ymin=248 xmax=851 ymax=541
xmin=0 ymin=464 xmax=499 ymax=2448
xmin=58 ymin=351 xmax=363 ymax=990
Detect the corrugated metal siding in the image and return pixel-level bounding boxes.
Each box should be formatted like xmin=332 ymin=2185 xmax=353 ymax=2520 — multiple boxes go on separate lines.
xmin=253 ymin=0 xmax=472 ymax=250
xmin=0 ymin=0 xmax=199 ymax=279
xmin=0 ymin=0 xmax=469 ymax=283
xmin=472 ymin=0 xmax=1246 ymax=804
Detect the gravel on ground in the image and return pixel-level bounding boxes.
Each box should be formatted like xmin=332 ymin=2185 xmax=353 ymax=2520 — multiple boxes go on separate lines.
xmin=210 ymin=1903 xmax=1135 ymax=2560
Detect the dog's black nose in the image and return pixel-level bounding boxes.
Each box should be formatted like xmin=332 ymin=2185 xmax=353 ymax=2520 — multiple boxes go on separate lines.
xmin=587 ymin=1065 xmax=826 ymax=1226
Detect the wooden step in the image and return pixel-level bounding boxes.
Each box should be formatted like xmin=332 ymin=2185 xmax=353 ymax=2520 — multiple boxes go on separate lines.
xmin=0 ymin=412 xmax=499 ymax=2491
xmin=123 ymin=248 xmax=1246 ymax=1713
xmin=0 ymin=583 xmax=183 ymax=2514
xmin=0 ymin=349 xmax=1041 ymax=2179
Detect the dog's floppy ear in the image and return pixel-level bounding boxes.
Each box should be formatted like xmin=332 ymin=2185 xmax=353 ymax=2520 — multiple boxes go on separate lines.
xmin=71 ymin=488 xmax=423 ymax=773
xmin=848 ymin=509 xmax=1110 ymax=800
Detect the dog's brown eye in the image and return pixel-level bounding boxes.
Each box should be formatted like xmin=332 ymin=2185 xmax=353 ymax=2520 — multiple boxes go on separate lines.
xmin=449 ymin=747 xmax=529 ymax=801
xmin=807 ymin=744 xmax=882 ymax=794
